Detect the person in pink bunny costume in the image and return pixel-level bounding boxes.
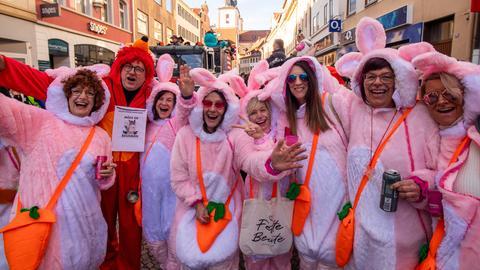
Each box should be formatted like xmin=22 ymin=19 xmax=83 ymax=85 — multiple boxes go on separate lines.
xmin=0 ymin=65 xmax=116 ymax=269
xmin=140 ymin=54 xmax=197 ymax=268
xmin=220 ymin=61 xmax=294 ymax=270
xmin=399 ymin=42 xmax=480 ymax=269
xmin=167 ymin=67 xmax=306 ymax=269
xmin=333 ymin=17 xmax=440 ymax=269
xmin=255 ymin=55 xmax=348 ymax=270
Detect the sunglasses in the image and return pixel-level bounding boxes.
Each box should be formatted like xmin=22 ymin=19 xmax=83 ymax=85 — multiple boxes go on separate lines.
xmin=202 ymin=100 xmax=226 ymax=109
xmin=286 ymin=73 xmax=308 ymax=83
xmin=423 ymin=89 xmax=458 ymax=106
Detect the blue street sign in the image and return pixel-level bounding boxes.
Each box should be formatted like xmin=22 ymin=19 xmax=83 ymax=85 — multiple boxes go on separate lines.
xmin=329 ymin=19 xmax=342 ymax=32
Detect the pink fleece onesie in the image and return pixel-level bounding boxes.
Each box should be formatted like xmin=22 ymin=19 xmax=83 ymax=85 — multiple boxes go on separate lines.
xmin=257 ymin=56 xmax=349 ymax=270
xmin=140 ymin=54 xmax=197 ymax=267
xmin=401 ymin=44 xmax=480 ymax=269
xmin=167 ymin=68 xmax=288 ymax=270
xmin=0 ymin=65 xmax=115 ymax=270
xmin=334 ymin=18 xmax=439 ymax=270
xmin=219 ymin=61 xmax=293 ymax=270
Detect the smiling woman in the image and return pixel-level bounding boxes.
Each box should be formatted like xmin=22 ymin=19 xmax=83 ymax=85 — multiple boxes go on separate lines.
xmin=63 ymin=69 xmax=105 ymax=117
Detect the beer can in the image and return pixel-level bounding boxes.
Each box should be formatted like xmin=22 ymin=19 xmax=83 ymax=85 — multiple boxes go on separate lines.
xmin=96 ymin=156 xmax=107 ymax=180
xmin=380 ymin=169 xmax=400 ymax=212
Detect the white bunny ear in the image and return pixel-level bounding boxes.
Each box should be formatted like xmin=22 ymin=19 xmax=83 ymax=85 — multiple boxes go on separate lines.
xmin=45 ymin=66 xmax=74 ymax=79
xmin=156 ymin=54 xmax=175 ymax=83
xmin=398 ymin=42 xmax=435 ymax=62
xmin=255 ymin=66 xmax=280 ymax=87
xmin=355 ymin=17 xmax=386 ymax=54
xmin=85 ymin=64 xmax=111 ymax=78
xmin=248 ymin=60 xmax=269 ymax=90
xmin=335 ymin=52 xmax=363 ymax=79
xmin=189 ymin=68 xmax=218 ymax=88
xmin=224 ymin=74 xmax=248 ymax=98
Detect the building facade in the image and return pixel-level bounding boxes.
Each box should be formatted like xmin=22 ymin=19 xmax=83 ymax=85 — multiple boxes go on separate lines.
xmin=339 ymin=0 xmax=475 ymax=61
xmin=192 ymin=1 xmax=210 ymax=44
xmin=35 ymin=0 xmax=134 ymax=69
xmin=135 ymin=0 xmax=175 ymax=46
xmin=176 ymin=0 xmax=200 ymax=44
xmin=0 ymin=0 xmax=38 ymax=67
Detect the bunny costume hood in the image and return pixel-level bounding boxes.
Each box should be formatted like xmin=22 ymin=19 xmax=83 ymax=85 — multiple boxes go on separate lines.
xmin=45 ymin=64 xmax=111 ymax=126
xmin=399 ymin=42 xmax=480 ymax=127
xmin=146 ymin=54 xmax=182 ymax=125
xmin=335 ymin=17 xmax=418 ymax=109
xmin=188 ymin=68 xmax=240 ymax=143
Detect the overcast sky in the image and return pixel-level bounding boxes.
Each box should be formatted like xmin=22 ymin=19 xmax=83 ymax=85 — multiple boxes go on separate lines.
xmin=183 ymin=0 xmax=282 ymax=30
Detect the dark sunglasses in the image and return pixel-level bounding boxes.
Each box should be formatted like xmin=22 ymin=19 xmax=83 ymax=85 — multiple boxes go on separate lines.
xmin=202 ymin=100 xmax=226 ymax=109
xmin=286 ymin=73 xmax=308 ymax=83
xmin=423 ymin=89 xmax=458 ymax=106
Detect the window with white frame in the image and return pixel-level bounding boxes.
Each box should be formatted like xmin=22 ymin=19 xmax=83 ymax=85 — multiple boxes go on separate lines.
xmin=324 ymin=4 xmax=328 ymax=25
xmin=154 ymin=21 xmax=163 ymax=42
xmin=101 ymin=0 xmax=112 ymax=23
xmin=348 ymin=0 xmax=356 ymax=15
xmin=167 ymin=28 xmax=173 ymax=40
xmin=137 ymin=10 xmax=148 ymax=35
xmin=76 ymin=0 xmax=87 ymax=14
xmin=119 ymin=0 xmax=128 ymax=29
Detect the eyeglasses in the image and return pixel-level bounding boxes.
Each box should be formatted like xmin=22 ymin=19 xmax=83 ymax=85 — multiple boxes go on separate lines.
xmin=202 ymin=100 xmax=225 ymax=109
xmin=364 ymin=73 xmax=395 ymax=84
xmin=123 ymin=63 xmax=145 ymax=74
xmin=71 ymin=87 xmax=96 ymax=98
xmin=286 ymin=73 xmax=308 ymax=83
xmin=423 ymin=89 xmax=458 ymax=106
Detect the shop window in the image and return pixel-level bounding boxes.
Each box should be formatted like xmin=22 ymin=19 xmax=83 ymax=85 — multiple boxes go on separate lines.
xmin=74 ymin=44 xmax=114 ymax=67
xmin=154 ymin=21 xmax=163 ymax=42
xmin=137 ymin=10 xmax=148 ymax=35
xmin=424 ymin=16 xmax=454 ymax=56
xmin=347 ymin=0 xmax=356 ymax=16
xmin=119 ymin=0 xmax=128 ymax=29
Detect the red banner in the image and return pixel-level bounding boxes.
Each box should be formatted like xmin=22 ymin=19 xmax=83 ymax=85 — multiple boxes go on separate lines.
xmin=472 ymin=0 xmax=480 ymax=12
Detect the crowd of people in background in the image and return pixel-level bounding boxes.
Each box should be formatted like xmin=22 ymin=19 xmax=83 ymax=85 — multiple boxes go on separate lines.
xmin=0 ymin=16 xmax=479 ymax=270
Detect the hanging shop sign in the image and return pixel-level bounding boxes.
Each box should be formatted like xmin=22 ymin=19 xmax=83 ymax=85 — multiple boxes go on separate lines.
xmin=40 ymin=3 xmax=61 ymax=18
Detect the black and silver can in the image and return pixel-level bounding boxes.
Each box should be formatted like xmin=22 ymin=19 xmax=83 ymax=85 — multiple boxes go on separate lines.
xmin=380 ymin=169 xmax=401 ymax=212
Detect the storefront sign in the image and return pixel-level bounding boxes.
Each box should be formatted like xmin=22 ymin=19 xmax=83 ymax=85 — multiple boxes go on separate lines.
xmin=40 ymin=3 xmax=60 ymax=18
xmin=340 ymin=28 xmax=356 ymax=44
xmin=48 ymin=39 xmax=69 ymax=57
xmin=329 ymin=19 xmax=342 ymax=33
xmin=88 ymin=21 xmax=108 ymax=35
xmin=377 ymin=5 xmax=412 ymax=30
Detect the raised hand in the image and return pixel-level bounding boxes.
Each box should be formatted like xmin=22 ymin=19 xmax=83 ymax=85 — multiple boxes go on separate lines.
xmin=270 ymin=140 xmax=308 ymax=172
xmin=232 ymin=115 xmax=265 ymax=139
xmin=178 ymin=64 xmax=195 ymax=98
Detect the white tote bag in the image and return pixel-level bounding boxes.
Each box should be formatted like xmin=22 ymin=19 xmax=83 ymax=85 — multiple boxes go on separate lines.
xmin=239 ymin=180 xmax=293 ymax=256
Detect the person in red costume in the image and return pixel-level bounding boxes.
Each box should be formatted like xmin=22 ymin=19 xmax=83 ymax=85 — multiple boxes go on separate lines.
xmin=0 ymin=36 xmax=156 ymax=270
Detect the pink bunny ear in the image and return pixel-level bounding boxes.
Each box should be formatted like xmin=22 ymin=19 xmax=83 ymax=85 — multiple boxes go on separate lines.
xmin=189 ymin=68 xmax=218 ymax=88
xmin=248 ymin=60 xmax=269 ymax=90
xmin=85 ymin=64 xmax=110 ymax=78
xmin=335 ymin=52 xmax=363 ymax=78
xmin=219 ymin=74 xmax=248 ymax=98
xmin=398 ymin=42 xmax=435 ymax=62
xmin=156 ymin=54 xmax=175 ymax=83
xmin=255 ymin=66 xmax=280 ymax=86
xmin=45 ymin=66 xmax=73 ymax=79
xmin=356 ymin=17 xmax=386 ymax=54
xmin=412 ymin=51 xmax=457 ymax=76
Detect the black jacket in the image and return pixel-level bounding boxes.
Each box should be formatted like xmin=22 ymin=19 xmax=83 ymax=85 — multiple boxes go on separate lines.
xmin=266 ymin=48 xmax=286 ymax=68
